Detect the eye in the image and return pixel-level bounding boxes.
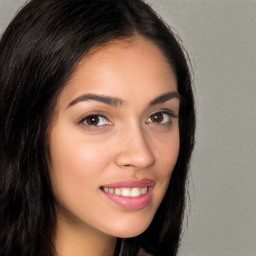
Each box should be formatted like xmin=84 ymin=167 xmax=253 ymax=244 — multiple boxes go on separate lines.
xmin=147 ymin=111 xmax=176 ymax=125
xmin=79 ymin=114 xmax=112 ymax=127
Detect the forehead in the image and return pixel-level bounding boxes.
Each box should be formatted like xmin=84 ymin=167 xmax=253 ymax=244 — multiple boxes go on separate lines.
xmin=79 ymin=35 xmax=171 ymax=66
xmin=61 ymin=35 xmax=177 ymax=104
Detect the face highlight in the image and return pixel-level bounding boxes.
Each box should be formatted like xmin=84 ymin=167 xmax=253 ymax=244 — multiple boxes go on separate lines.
xmin=49 ymin=36 xmax=180 ymax=240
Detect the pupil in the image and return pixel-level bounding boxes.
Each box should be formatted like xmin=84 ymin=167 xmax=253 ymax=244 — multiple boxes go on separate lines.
xmin=87 ymin=115 xmax=99 ymax=125
xmin=152 ymin=113 xmax=163 ymax=123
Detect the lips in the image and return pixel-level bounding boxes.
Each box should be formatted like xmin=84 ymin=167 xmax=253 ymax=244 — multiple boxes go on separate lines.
xmin=100 ymin=179 xmax=155 ymax=209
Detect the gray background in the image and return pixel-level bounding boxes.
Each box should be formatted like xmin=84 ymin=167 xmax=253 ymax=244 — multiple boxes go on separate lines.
xmin=0 ymin=0 xmax=255 ymax=255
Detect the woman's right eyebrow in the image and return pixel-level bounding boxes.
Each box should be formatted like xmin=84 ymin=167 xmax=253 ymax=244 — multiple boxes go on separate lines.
xmin=66 ymin=93 xmax=124 ymax=109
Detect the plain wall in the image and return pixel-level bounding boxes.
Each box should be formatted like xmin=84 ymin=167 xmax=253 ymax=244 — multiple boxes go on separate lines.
xmin=1 ymin=1 xmax=255 ymax=255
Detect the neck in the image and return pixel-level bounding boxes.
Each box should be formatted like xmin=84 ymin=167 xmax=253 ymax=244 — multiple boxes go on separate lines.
xmin=54 ymin=210 xmax=117 ymax=256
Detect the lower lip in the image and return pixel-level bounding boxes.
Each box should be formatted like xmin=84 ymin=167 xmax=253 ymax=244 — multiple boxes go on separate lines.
xmin=101 ymin=188 xmax=153 ymax=210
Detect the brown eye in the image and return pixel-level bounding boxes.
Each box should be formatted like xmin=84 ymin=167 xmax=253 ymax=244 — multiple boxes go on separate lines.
xmin=86 ymin=115 xmax=100 ymax=125
xmin=82 ymin=115 xmax=111 ymax=127
xmin=147 ymin=111 xmax=174 ymax=126
xmin=151 ymin=113 xmax=164 ymax=123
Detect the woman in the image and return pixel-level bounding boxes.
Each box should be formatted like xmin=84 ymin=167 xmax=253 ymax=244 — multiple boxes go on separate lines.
xmin=0 ymin=0 xmax=195 ymax=255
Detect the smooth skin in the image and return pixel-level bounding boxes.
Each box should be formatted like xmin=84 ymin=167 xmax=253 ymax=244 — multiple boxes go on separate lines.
xmin=49 ymin=35 xmax=180 ymax=256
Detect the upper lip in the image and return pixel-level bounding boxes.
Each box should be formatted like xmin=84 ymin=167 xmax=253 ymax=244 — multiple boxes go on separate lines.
xmin=102 ymin=178 xmax=155 ymax=188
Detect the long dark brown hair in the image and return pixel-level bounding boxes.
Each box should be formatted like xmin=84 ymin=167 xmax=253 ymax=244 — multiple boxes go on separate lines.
xmin=0 ymin=0 xmax=195 ymax=255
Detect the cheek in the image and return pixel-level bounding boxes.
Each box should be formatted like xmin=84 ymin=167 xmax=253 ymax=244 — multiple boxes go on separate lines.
xmin=149 ymin=128 xmax=180 ymax=203
xmin=49 ymin=124 xmax=112 ymax=203
xmin=154 ymin=129 xmax=180 ymax=180
xmin=50 ymin=121 xmax=111 ymax=171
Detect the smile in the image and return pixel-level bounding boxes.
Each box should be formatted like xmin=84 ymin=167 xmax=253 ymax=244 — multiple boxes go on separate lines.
xmin=102 ymin=187 xmax=148 ymax=197
xmin=101 ymin=179 xmax=155 ymax=209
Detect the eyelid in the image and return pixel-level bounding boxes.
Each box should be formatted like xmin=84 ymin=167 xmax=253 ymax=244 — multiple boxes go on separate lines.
xmin=146 ymin=109 xmax=178 ymax=125
xmin=150 ymin=109 xmax=178 ymax=118
xmin=76 ymin=112 xmax=113 ymax=129
xmin=74 ymin=108 xmax=178 ymax=130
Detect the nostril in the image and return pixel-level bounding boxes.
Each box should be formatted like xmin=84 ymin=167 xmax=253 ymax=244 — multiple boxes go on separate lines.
xmin=115 ymin=141 xmax=155 ymax=169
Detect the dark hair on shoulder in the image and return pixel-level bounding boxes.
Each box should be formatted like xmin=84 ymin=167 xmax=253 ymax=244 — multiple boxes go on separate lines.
xmin=0 ymin=0 xmax=195 ymax=255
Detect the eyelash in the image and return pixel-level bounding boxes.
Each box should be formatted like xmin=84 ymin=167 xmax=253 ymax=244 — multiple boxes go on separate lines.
xmin=77 ymin=114 xmax=113 ymax=129
xmin=77 ymin=110 xmax=177 ymax=129
xmin=146 ymin=110 xmax=177 ymax=126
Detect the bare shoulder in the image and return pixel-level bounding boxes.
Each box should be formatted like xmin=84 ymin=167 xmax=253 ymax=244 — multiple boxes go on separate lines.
xmin=137 ymin=248 xmax=154 ymax=256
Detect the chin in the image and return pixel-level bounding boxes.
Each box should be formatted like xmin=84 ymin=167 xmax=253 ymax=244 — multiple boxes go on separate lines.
xmin=114 ymin=228 xmax=148 ymax=239
xmin=107 ymin=215 xmax=154 ymax=238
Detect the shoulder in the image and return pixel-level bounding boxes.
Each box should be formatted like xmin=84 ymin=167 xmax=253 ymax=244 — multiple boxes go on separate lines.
xmin=137 ymin=248 xmax=154 ymax=256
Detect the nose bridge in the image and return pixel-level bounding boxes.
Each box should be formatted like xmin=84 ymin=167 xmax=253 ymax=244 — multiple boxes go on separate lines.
xmin=115 ymin=122 xmax=155 ymax=169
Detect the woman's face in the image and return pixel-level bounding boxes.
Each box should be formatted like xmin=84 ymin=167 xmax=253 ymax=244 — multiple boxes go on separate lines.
xmin=49 ymin=35 xmax=180 ymax=238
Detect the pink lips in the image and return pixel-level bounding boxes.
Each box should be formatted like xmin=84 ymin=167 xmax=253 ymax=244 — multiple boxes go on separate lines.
xmin=101 ymin=179 xmax=155 ymax=210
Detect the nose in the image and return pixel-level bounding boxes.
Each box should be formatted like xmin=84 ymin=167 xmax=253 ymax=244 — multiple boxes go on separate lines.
xmin=115 ymin=125 xmax=155 ymax=170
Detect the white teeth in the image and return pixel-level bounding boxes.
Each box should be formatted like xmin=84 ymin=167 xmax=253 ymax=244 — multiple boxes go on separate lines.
xmin=140 ymin=187 xmax=147 ymax=195
xmin=103 ymin=187 xmax=148 ymax=197
xmin=122 ymin=188 xmax=131 ymax=197
xmin=131 ymin=188 xmax=140 ymax=197
xmin=108 ymin=188 xmax=114 ymax=194
xmin=115 ymin=188 xmax=122 ymax=195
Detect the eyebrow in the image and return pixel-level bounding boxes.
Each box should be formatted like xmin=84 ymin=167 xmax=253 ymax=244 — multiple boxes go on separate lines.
xmin=67 ymin=93 xmax=124 ymax=108
xmin=149 ymin=91 xmax=181 ymax=106
xmin=67 ymin=91 xmax=180 ymax=109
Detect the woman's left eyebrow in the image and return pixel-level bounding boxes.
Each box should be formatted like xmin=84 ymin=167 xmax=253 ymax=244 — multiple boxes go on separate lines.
xmin=149 ymin=91 xmax=181 ymax=106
